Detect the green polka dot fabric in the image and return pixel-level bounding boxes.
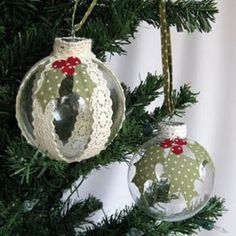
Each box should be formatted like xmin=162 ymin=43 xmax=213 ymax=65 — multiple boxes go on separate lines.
xmin=73 ymin=64 xmax=96 ymax=103
xmin=35 ymin=63 xmax=96 ymax=113
xmin=35 ymin=69 xmax=65 ymax=112
xmin=132 ymin=140 xmax=214 ymax=209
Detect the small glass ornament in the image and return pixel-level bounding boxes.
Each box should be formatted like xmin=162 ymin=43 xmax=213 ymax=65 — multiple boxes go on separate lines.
xmin=128 ymin=121 xmax=215 ymax=222
xmin=16 ymin=37 xmax=125 ymax=163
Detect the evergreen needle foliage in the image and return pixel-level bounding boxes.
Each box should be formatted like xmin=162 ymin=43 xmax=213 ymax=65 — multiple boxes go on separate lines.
xmin=0 ymin=0 xmax=224 ymax=235
xmin=84 ymin=197 xmax=226 ymax=236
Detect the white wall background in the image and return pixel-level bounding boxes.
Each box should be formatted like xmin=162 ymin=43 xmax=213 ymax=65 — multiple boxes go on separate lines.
xmin=76 ymin=1 xmax=236 ymax=235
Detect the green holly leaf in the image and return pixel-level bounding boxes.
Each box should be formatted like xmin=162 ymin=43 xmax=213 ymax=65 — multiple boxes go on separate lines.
xmin=133 ymin=142 xmax=213 ymax=209
xmin=35 ymin=69 xmax=65 ymax=112
xmin=73 ymin=64 xmax=96 ymax=104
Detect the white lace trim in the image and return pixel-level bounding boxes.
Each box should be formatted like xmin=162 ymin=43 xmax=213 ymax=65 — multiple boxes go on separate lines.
xmin=78 ymin=58 xmax=113 ymax=161
xmin=32 ymin=100 xmax=66 ymax=161
xmin=52 ymin=37 xmax=95 ymax=59
xmin=46 ymin=57 xmax=112 ymax=162
xmin=46 ymin=55 xmax=93 ymax=161
xmin=56 ymin=105 xmax=93 ymax=162
xmin=31 ymin=56 xmax=113 ymax=162
xmin=158 ymin=121 xmax=187 ymax=140
xmin=93 ymin=59 xmax=126 ymax=143
xmin=32 ymin=71 xmax=66 ymax=161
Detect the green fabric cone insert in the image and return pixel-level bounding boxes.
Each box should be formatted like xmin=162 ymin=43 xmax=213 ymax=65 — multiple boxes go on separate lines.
xmin=133 ymin=141 xmax=214 ymax=209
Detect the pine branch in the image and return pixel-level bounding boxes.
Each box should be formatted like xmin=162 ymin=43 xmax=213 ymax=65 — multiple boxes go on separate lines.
xmin=141 ymin=0 xmax=218 ymax=32
xmin=0 ymin=86 xmax=16 ymax=150
xmin=173 ymin=83 xmax=199 ymax=116
xmin=0 ymin=0 xmax=218 ymax=69
xmin=125 ymin=73 xmax=163 ymax=117
xmin=152 ymin=84 xmax=199 ymax=122
xmin=84 ymin=196 xmax=225 ymax=236
xmin=79 ymin=0 xmax=218 ymax=58
xmin=0 ymin=200 xmax=23 ymax=236
xmin=4 ymin=138 xmax=65 ymax=185
xmin=50 ymin=196 xmax=102 ymax=236
xmin=0 ymin=24 xmax=58 ymax=83
xmin=0 ymin=177 xmax=102 ymax=235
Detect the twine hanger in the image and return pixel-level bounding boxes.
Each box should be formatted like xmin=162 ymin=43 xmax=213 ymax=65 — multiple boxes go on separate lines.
xmin=71 ymin=0 xmax=98 ymax=36
xmin=71 ymin=0 xmax=174 ymax=115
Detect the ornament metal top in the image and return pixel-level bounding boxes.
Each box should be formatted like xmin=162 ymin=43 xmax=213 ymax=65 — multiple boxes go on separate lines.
xmin=128 ymin=121 xmax=215 ymax=222
xmin=16 ymin=37 xmax=126 ymax=163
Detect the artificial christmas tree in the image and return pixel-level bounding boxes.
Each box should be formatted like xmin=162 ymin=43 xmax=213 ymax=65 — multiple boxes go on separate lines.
xmin=0 ymin=0 xmax=225 ymax=235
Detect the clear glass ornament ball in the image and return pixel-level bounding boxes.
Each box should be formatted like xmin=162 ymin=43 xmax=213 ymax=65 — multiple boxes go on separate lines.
xmin=128 ymin=122 xmax=215 ymax=222
xmin=16 ymin=37 xmax=125 ymax=163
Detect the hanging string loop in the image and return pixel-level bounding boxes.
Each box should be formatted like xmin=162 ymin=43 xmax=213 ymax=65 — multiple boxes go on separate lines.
xmin=71 ymin=0 xmax=98 ymax=35
xmin=159 ymin=0 xmax=174 ymax=114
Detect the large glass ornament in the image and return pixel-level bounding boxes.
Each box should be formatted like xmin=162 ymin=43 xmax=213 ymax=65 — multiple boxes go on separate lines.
xmin=128 ymin=122 xmax=215 ymax=221
xmin=16 ymin=37 xmax=125 ymax=163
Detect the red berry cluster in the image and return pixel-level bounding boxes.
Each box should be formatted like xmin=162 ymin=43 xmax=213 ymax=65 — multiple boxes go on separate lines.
xmin=160 ymin=138 xmax=187 ymax=155
xmin=52 ymin=56 xmax=81 ymax=76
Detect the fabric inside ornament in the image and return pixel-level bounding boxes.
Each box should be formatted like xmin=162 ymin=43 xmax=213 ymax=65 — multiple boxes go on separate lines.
xmin=16 ymin=37 xmax=126 ymax=163
xmin=128 ymin=122 xmax=215 ymax=222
